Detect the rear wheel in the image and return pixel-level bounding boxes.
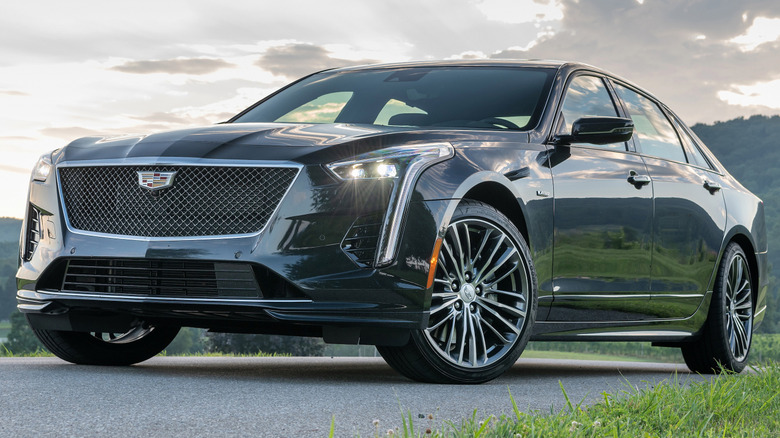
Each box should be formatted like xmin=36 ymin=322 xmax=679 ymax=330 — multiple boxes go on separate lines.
xmin=682 ymin=242 xmax=753 ymax=373
xmin=33 ymin=323 xmax=179 ymax=366
xmin=379 ymin=201 xmax=537 ymax=383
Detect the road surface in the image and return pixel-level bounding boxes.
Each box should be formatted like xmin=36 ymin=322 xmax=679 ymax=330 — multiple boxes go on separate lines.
xmin=0 ymin=356 xmax=703 ymax=437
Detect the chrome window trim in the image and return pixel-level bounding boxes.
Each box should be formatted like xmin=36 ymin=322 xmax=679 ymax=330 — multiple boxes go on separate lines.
xmin=55 ymin=158 xmax=304 ymax=241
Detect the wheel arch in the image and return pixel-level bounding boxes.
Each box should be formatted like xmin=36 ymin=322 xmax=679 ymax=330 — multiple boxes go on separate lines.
xmin=444 ymin=172 xmax=531 ymax=251
xmin=461 ymin=182 xmax=529 ymax=247
xmin=723 ymin=229 xmax=759 ymax=312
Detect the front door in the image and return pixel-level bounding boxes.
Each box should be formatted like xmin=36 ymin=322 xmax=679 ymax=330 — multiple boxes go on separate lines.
xmin=547 ymin=75 xmax=654 ymax=321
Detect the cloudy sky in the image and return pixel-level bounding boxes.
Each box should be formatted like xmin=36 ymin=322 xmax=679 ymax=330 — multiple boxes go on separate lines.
xmin=1 ymin=0 xmax=779 ymax=218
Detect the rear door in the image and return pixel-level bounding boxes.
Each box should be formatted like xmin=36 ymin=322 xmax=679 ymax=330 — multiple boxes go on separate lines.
xmin=611 ymin=82 xmax=726 ymax=318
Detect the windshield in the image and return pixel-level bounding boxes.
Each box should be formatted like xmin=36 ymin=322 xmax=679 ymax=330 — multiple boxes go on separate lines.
xmin=232 ymin=67 xmax=555 ymax=131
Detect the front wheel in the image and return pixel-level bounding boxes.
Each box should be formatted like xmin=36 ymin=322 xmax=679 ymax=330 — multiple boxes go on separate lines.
xmin=682 ymin=242 xmax=754 ymax=373
xmin=33 ymin=323 xmax=180 ymax=366
xmin=379 ymin=201 xmax=537 ymax=383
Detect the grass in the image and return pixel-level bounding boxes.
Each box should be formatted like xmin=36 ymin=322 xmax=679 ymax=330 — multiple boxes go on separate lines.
xmin=0 ymin=345 xmax=53 ymax=357
xmin=156 ymin=350 xmax=290 ymax=358
xmin=373 ymin=362 xmax=780 ymax=437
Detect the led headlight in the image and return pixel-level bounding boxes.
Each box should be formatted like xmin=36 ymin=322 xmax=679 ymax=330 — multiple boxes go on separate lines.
xmin=327 ymin=144 xmax=453 ymax=181
xmin=328 ymin=143 xmax=455 ymax=267
xmin=32 ymin=153 xmax=53 ymax=182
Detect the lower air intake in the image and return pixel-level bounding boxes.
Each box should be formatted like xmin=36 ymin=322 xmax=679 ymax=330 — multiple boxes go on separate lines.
xmin=61 ymin=258 xmax=262 ymax=298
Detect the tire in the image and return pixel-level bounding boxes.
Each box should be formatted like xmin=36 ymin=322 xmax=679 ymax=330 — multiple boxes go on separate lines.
xmin=33 ymin=323 xmax=180 ymax=366
xmin=682 ymin=242 xmax=753 ymax=373
xmin=379 ymin=200 xmax=537 ymax=383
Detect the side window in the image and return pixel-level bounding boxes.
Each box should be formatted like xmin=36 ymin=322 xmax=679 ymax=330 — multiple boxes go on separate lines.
xmin=275 ymin=91 xmax=353 ymax=123
xmin=559 ymin=75 xmax=623 ymax=150
xmin=671 ymin=116 xmax=714 ymax=170
xmin=613 ymin=84 xmax=687 ymax=163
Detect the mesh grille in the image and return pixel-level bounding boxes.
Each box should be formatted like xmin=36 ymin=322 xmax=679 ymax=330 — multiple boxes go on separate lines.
xmin=59 ymin=165 xmax=298 ymax=237
xmin=62 ymin=258 xmax=262 ymax=298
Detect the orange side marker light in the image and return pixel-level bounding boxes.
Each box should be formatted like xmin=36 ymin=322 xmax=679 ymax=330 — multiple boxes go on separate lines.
xmin=426 ymin=237 xmax=443 ymax=289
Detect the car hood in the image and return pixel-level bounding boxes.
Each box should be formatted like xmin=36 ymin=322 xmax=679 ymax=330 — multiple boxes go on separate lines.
xmin=55 ymin=123 xmax=512 ymax=165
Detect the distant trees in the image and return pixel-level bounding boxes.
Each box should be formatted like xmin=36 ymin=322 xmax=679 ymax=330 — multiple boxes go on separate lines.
xmin=0 ymin=242 xmax=19 ymax=321
xmin=3 ymin=310 xmax=44 ymax=354
xmin=164 ymin=327 xmax=206 ymax=355
xmin=205 ymin=332 xmax=325 ymax=356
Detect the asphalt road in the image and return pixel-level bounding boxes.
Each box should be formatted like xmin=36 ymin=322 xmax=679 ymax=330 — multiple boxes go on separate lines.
xmin=0 ymin=356 xmax=703 ymax=437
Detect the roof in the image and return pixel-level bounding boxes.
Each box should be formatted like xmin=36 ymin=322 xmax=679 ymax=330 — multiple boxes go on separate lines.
xmin=328 ymin=59 xmax=572 ymax=73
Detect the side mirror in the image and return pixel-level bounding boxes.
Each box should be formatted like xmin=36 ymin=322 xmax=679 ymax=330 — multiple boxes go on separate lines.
xmin=555 ymin=117 xmax=634 ymax=146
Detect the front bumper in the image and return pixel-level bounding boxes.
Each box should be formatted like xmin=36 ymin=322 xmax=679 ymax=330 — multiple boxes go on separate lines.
xmin=17 ymin=288 xmax=423 ymax=345
xmin=17 ymin=157 xmax=452 ymax=344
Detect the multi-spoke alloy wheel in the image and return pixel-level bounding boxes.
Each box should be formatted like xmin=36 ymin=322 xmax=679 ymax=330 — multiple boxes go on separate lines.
xmin=91 ymin=326 xmax=156 ymax=344
xmin=378 ymin=200 xmax=536 ymax=383
xmin=724 ymin=251 xmax=753 ymax=362
xmin=426 ymin=218 xmax=528 ymax=368
xmin=682 ymin=242 xmax=754 ymax=373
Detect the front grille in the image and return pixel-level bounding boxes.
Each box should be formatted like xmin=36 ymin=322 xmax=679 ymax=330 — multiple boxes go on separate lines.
xmin=58 ymin=165 xmax=298 ymax=237
xmin=62 ymin=258 xmax=262 ymax=298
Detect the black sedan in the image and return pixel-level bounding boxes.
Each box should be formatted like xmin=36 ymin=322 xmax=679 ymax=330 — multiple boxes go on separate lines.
xmin=17 ymin=60 xmax=767 ymax=383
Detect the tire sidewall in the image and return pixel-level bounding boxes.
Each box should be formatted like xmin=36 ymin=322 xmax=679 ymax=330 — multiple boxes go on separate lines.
xmin=411 ymin=201 xmax=538 ymax=383
xmin=34 ymin=325 xmax=180 ymax=365
xmin=710 ymin=243 xmax=752 ymax=372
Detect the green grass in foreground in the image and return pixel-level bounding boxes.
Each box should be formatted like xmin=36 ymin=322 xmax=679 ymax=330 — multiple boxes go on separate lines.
xmin=0 ymin=345 xmax=53 ymax=357
xmin=157 ymin=351 xmax=289 ymax=358
xmin=371 ymin=362 xmax=780 ymax=437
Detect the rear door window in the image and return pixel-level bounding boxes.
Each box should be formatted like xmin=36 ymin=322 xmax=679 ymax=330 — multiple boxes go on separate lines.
xmin=613 ymin=84 xmax=687 ymax=163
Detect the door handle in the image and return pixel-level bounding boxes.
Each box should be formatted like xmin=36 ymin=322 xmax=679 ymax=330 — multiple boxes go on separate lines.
xmin=627 ymin=171 xmax=651 ymax=187
xmin=704 ymin=180 xmax=721 ymax=193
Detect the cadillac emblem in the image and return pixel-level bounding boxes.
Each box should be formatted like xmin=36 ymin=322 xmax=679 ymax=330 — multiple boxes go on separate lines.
xmin=137 ymin=171 xmax=177 ymax=190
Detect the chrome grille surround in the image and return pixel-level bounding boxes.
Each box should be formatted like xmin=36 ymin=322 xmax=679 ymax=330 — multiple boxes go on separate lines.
xmin=57 ymin=160 xmax=302 ymax=239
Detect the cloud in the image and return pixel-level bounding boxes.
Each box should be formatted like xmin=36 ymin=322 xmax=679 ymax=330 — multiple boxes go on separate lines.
xmin=111 ymin=58 xmax=235 ymax=75
xmin=0 ymin=135 xmax=36 ymax=141
xmin=474 ymin=0 xmax=564 ymax=24
xmin=718 ymin=78 xmax=780 ymax=109
xmin=0 ymin=89 xmax=28 ymax=96
xmin=0 ymin=163 xmax=32 ymax=174
xmin=257 ymin=43 xmax=378 ymax=79
xmin=40 ymin=126 xmax=108 ymax=139
xmin=730 ymin=16 xmax=780 ymax=51
xmin=129 ymin=111 xmax=235 ymax=126
xmin=488 ymin=0 xmax=780 ymax=123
